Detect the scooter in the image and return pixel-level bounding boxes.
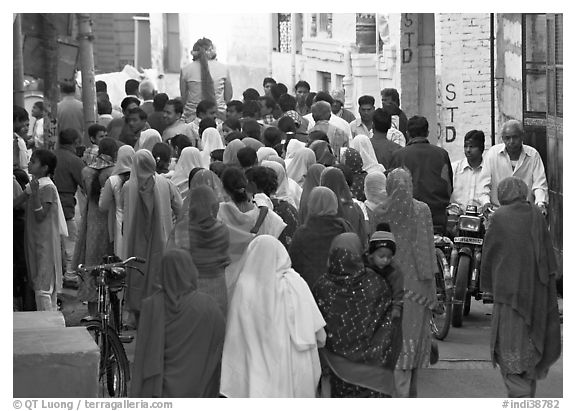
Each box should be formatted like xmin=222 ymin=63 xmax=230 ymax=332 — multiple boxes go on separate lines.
xmin=449 ymin=204 xmax=493 ymax=327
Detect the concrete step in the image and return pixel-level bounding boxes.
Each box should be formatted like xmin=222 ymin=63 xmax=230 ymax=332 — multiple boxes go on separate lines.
xmin=14 ymin=327 xmax=100 ymax=398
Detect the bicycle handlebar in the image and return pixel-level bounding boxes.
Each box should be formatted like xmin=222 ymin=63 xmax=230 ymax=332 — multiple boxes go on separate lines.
xmin=78 ymin=256 xmax=146 ymax=273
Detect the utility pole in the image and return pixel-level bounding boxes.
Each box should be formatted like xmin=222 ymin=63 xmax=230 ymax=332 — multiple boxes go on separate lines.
xmin=41 ymin=14 xmax=59 ymax=150
xmin=13 ymin=14 xmax=25 ymax=107
xmin=76 ymin=13 xmax=97 ymax=146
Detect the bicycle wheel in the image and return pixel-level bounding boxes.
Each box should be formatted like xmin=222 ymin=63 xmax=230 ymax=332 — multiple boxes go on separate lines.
xmin=431 ymin=249 xmax=452 ymax=340
xmin=84 ymin=320 xmax=130 ymax=397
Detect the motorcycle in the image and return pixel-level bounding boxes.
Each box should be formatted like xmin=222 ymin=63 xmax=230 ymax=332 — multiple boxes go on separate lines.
xmin=449 ymin=204 xmax=493 ymax=327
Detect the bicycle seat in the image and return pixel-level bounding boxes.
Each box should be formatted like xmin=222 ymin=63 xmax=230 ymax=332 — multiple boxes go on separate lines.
xmin=80 ymin=315 xmax=101 ymax=324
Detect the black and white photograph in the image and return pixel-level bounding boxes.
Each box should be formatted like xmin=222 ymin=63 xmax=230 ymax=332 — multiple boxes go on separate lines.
xmin=11 ymin=7 xmax=565 ymax=404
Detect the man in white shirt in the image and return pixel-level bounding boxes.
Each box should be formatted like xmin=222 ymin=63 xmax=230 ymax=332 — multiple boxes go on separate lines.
xmin=350 ymin=95 xmax=375 ymax=138
xmin=478 ymin=120 xmax=548 ymax=215
xmin=304 ymin=91 xmax=352 ymax=142
xmin=450 ymin=130 xmax=485 ymax=211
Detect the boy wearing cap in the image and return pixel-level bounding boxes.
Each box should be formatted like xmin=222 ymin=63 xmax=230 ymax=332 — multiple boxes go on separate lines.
xmin=364 ymin=222 xmax=404 ymax=321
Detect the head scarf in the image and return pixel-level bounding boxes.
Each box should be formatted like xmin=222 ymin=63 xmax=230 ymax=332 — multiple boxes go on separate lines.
xmin=284 ymin=139 xmax=306 ymax=168
xmin=112 ymin=145 xmax=135 ymax=175
xmin=221 ymin=235 xmax=326 ymax=398
xmin=298 ymin=163 xmax=326 ymax=223
xmin=342 ymin=147 xmax=364 ymax=175
xmin=497 ymin=177 xmax=530 ymax=205
xmin=190 ymin=169 xmax=226 ymax=202
xmin=320 ymin=166 xmax=354 ymax=210
xmin=129 ymin=149 xmax=156 ymax=194
xmin=158 ymin=249 xmax=198 ymax=310
xmin=201 ymin=127 xmax=225 ymax=168
xmin=138 ymin=129 xmax=162 ymax=152
xmin=312 ymin=232 xmax=401 ymax=368
xmin=242 ymin=137 xmax=265 ymax=151
xmin=308 ymin=140 xmax=336 ymax=166
xmin=374 ymin=167 xmax=434 ymax=281
xmin=364 ymin=172 xmax=388 ymax=210
xmin=268 ymin=155 xmax=286 ymax=168
xmin=172 ymin=147 xmax=204 ymax=198
xmin=282 ymin=110 xmax=303 ymax=128
xmin=262 ymin=160 xmax=296 ymax=208
xmin=307 ymin=186 xmax=338 ymax=220
xmin=342 ymin=147 xmax=367 ymax=201
xmin=223 ymin=139 xmax=246 ymax=167
xmin=257 ymin=147 xmax=278 ymax=164
xmin=350 ymin=134 xmax=385 ymax=174
xmin=286 ymin=147 xmax=315 ymax=185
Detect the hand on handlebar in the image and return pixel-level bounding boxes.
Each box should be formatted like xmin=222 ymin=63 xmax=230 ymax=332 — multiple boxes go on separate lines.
xmin=537 ymin=202 xmax=548 ymax=217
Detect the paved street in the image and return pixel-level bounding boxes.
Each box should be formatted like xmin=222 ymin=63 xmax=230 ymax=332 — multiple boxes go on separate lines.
xmin=420 ymin=299 xmax=563 ymax=398
xmin=59 ymin=288 xmax=563 ymax=398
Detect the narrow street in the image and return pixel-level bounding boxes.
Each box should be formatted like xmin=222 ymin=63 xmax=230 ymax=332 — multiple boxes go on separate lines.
xmin=59 ymin=288 xmax=563 ymax=398
xmin=421 ymin=299 xmax=563 ymax=398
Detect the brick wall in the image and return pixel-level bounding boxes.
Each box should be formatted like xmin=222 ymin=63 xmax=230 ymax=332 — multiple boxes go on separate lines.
xmin=436 ymin=13 xmax=492 ymax=162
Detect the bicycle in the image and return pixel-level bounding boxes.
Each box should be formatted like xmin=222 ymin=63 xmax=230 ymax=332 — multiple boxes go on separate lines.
xmin=430 ymin=234 xmax=455 ymax=340
xmin=77 ymin=255 xmax=145 ymax=398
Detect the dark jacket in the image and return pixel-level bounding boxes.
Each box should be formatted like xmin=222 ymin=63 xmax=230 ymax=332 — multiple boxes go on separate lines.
xmin=370 ymin=131 xmax=402 ymax=169
xmin=53 ymin=145 xmax=86 ymax=220
xmin=389 ymin=137 xmax=453 ymax=228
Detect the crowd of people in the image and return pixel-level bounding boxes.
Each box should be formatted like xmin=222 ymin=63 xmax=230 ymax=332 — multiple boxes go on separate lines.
xmin=13 ymin=37 xmax=561 ymax=398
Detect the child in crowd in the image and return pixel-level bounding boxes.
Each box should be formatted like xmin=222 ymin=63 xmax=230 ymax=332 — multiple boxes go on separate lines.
xmin=364 ymin=222 xmax=404 ymax=321
xmin=82 ymin=124 xmax=108 ymax=166
xmin=13 ymin=149 xmax=68 ymax=311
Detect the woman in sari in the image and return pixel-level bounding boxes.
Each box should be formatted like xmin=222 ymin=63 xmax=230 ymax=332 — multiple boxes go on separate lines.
xmin=222 ymin=139 xmax=245 ymax=167
xmin=289 ymin=187 xmax=352 ymax=289
xmin=217 ymin=166 xmax=286 ymax=295
xmin=166 ymin=185 xmax=230 ymax=315
xmin=135 ymin=129 xmax=162 ymax=152
xmin=189 ymin=168 xmax=226 ymax=202
xmin=122 ymin=150 xmax=183 ymax=326
xmin=313 ymin=233 xmax=403 ymax=397
xmin=74 ymin=138 xmax=117 ymax=316
xmin=131 ymin=249 xmax=226 ymax=397
xmin=308 ymin=140 xmax=336 ymax=167
xmin=298 ymin=163 xmax=325 ymax=224
xmin=171 ymin=147 xmax=204 ymax=200
xmin=252 ymin=163 xmax=299 ymax=249
xmin=286 ymin=147 xmax=316 ymax=187
xmin=256 ymin=147 xmax=278 ymax=164
xmin=363 ymin=171 xmax=388 ymax=235
xmin=242 ymin=137 xmax=265 ymax=151
xmin=350 ymin=134 xmax=385 ymax=174
xmin=481 ymin=177 xmax=561 ymax=398
xmin=284 ymin=138 xmax=306 ymax=168
xmin=268 ymin=155 xmax=302 ymax=209
xmin=99 ymin=144 xmax=135 ymax=259
xmin=320 ymin=166 xmax=367 ymax=245
xmin=220 ymin=235 xmax=326 ymax=398
xmin=201 ymin=127 xmax=225 ymax=168
xmin=342 ymin=147 xmax=367 ymax=202
xmin=372 ymin=167 xmax=436 ymax=397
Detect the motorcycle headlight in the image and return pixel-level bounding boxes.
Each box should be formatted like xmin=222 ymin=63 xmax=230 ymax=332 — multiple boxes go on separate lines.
xmin=458 ymin=215 xmax=481 ymax=232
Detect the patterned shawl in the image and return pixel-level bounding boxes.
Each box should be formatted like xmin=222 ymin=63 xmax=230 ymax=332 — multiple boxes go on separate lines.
xmin=312 ymin=233 xmax=401 ymax=368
